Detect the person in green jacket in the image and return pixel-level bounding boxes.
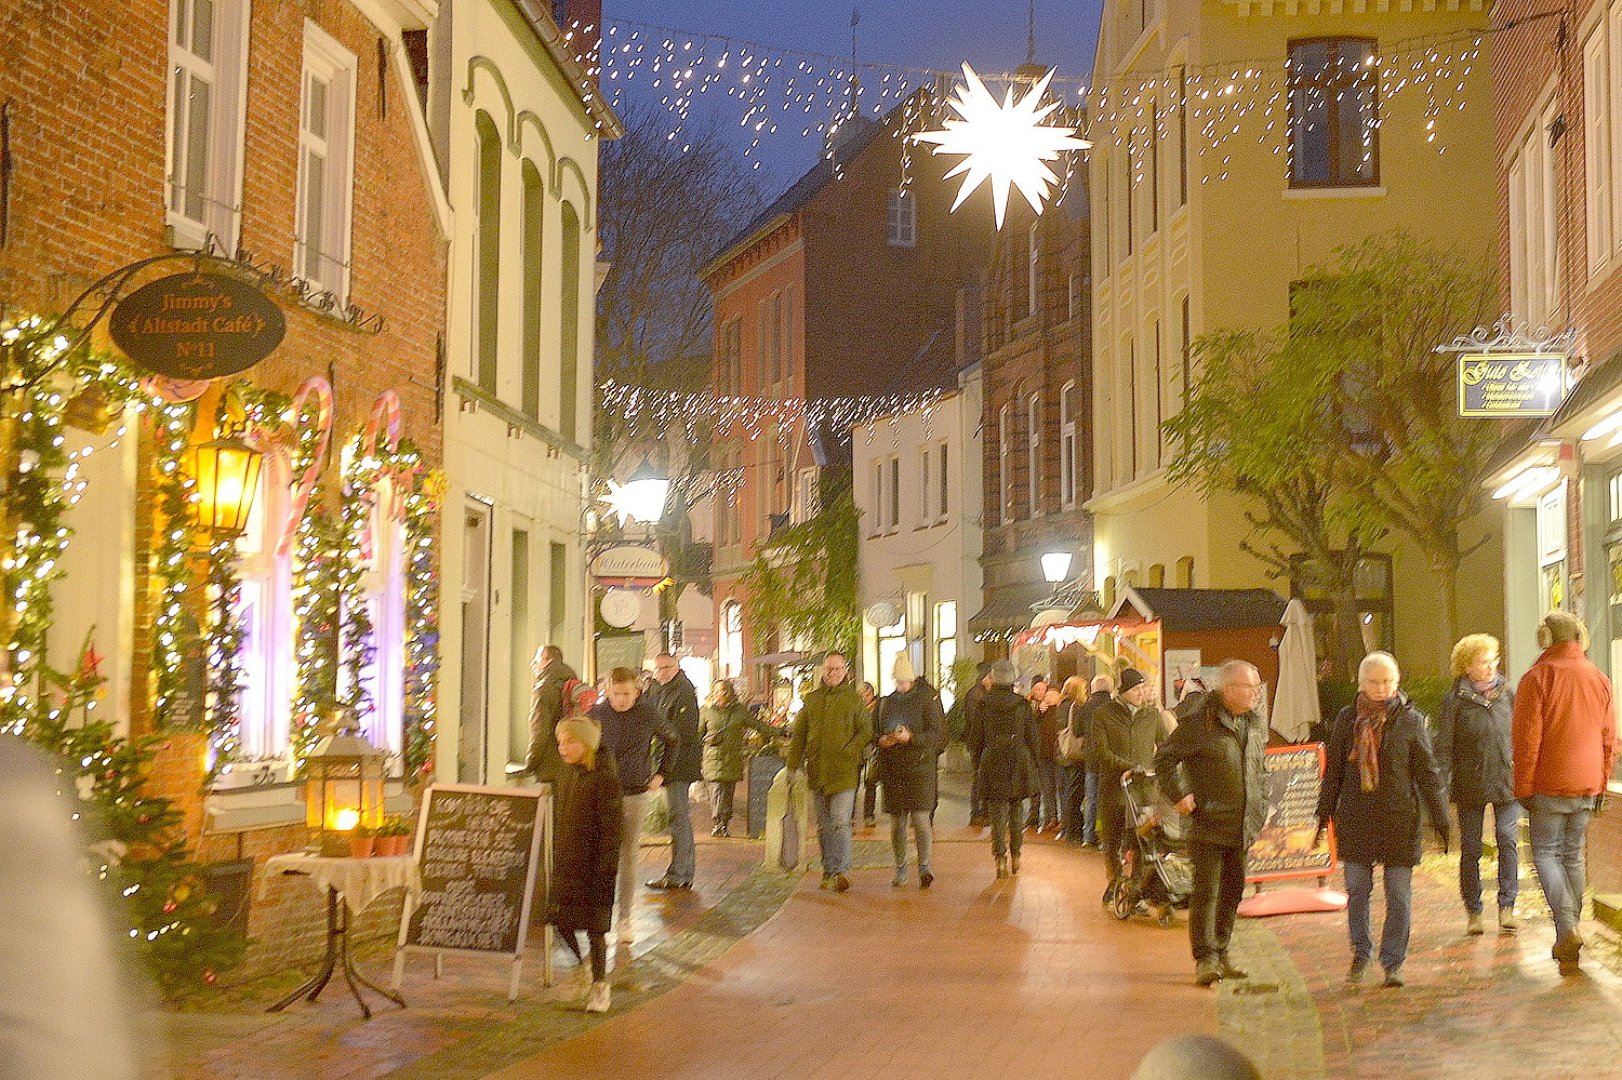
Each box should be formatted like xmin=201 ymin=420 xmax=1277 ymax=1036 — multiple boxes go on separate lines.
xmin=787 ymin=651 xmax=871 ymax=892
xmin=700 ymin=680 xmax=756 ymax=837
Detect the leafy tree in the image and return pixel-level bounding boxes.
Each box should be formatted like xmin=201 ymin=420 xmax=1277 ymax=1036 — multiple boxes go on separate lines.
xmin=1166 ymin=232 xmax=1507 ymax=672
xmin=739 ymin=472 xmax=860 ymax=658
xmin=1165 ymin=327 xmax=1385 ymax=677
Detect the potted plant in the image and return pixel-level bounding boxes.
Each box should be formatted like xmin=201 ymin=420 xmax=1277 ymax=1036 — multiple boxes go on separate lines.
xmin=348 ymin=824 xmax=376 ymax=859
xmin=379 ymin=815 xmax=412 ymax=856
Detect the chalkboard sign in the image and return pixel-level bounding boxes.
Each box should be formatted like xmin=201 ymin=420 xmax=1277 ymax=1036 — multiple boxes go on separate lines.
xmin=1246 ymin=743 xmax=1336 ymax=883
xmin=393 ymin=783 xmax=550 ymax=1001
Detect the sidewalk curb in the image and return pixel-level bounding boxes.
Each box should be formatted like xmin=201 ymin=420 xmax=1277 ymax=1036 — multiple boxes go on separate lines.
xmin=1217 ymin=919 xmax=1327 ymax=1080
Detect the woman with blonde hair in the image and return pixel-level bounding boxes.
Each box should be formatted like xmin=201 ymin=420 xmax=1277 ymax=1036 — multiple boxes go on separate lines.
xmin=1435 ymin=634 xmax=1520 ymax=936
xmin=551 ymin=716 xmax=622 ymax=1013
xmin=1316 ymin=652 xmax=1449 ymax=988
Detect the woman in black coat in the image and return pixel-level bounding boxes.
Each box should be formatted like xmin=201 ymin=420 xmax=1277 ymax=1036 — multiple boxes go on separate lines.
xmin=965 ymin=660 xmax=1041 ymax=878
xmin=551 ymin=717 xmax=623 ymax=1013
xmin=874 ymin=656 xmax=945 ymax=888
xmin=1435 ymin=633 xmax=1520 ymax=936
xmin=1316 ymin=652 xmax=1450 ymax=989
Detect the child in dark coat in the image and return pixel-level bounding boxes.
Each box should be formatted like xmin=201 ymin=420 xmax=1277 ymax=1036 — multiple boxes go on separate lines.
xmin=552 ymin=717 xmax=623 ymax=1013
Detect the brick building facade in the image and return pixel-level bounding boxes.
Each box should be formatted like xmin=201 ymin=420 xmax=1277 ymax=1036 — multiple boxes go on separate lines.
xmin=0 ymin=0 xmax=447 ymax=981
xmin=700 ymin=99 xmax=996 ymax=690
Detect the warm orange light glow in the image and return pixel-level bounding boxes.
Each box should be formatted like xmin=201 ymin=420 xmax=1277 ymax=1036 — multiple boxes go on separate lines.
xmin=334 ymin=807 xmax=361 ymax=832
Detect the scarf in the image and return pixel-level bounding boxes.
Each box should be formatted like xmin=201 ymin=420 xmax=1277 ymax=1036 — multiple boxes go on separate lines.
xmin=1351 ymin=693 xmax=1389 ymax=793
xmin=1470 ymin=673 xmax=1505 ymax=700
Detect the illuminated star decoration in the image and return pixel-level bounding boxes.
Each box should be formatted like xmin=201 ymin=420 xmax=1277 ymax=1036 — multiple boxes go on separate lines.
xmin=913 ymin=63 xmax=1091 ymax=229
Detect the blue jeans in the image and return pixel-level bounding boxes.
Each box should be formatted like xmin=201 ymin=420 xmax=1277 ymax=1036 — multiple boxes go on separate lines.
xmin=664 ymin=781 xmax=695 ymax=885
xmin=1082 ymin=769 xmax=1100 ymax=845
xmin=811 ymin=788 xmax=856 ymax=875
xmin=1527 ymin=794 xmax=1595 ymax=945
xmin=1458 ymin=802 xmax=1521 ymax=913
xmin=1061 ymin=764 xmax=1087 ymax=840
xmin=1032 ymin=759 xmax=1060 ymax=827
xmin=1344 ymin=861 xmax=1413 ymax=971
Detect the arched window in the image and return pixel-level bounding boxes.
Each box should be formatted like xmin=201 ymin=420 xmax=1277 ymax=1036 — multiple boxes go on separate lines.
xmin=475 ymin=111 xmax=502 ymax=394
xmin=521 ymin=160 xmax=545 ymax=420
xmin=559 ymin=201 xmax=581 ymax=441
xmin=1176 ymin=556 xmax=1195 ymax=588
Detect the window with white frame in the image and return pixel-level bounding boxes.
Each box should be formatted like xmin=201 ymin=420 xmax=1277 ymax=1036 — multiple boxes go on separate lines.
xmin=295 ymin=23 xmax=357 ymax=299
xmin=1509 ymin=95 xmax=1560 ymax=329
xmin=1027 ymin=392 xmax=1042 ymax=517
xmin=934 ymin=601 xmax=958 ymax=709
xmin=919 ymin=446 xmax=932 ymax=525
xmin=793 ymin=466 xmax=818 ymax=524
xmin=999 ymin=403 xmax=1013 ymax=523
xmin=779 ymin=287 xmax=795 ymax=385
xmin=870 ymin=458 xmax=884 ymax=536
xmin=886 ymin=456 xmax=900 ymax=531
xmin=887 ymin=188 xmax=917 ymax=247
xmin=235 ymin=454 xmax=294 ymax=761
xmin=1060 ymin=381 xmax=1077 ymax=508
xmin=719 ymin=599 xmax=743 ymax=678
xmin=166 ymin=0 xmax=249 ymax=249
xmin=1586 ymin=25 xmax=1611 ymax=274
xmin=936 ymin=442 xmax=949 ymax=522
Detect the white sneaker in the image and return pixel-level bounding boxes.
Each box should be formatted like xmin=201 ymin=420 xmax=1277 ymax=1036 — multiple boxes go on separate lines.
xmin=567 ymin=965 xmax=592 ymax=1000
xmin=615 ymin=920 xmax=635 ymax=945
xmin=585 ymin=979 xmax=611 ymax=1013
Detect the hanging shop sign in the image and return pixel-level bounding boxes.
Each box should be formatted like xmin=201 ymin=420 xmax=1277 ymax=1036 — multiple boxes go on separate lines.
xmin=591 ymin=544 xmax=667 ymax=581
xmin=599 ymin=587 xmax=642 ymax=630
xmin=1456 ymin=353 xmax=1566 ymax=418
xmin=110 ymin=271 xmax=286 ymax=380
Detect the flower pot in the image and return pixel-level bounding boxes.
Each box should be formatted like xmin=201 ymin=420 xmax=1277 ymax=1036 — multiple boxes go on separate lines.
xmin=349 ymin=834 xmax=376 ymax=858
xmin=380 ymin=835 xmax=407 ymax=857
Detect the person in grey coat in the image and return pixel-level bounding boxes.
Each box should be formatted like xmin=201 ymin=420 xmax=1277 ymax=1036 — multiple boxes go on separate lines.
xmin=699 ymin=679 xmax=754 ymax=836
xmin=966 ymin=660 xmax=1041 ymax=879
xmin=875 ymin=654 xmax=945 ymax=888
xmin=1435 ymin=633 xmax=1520 ymax=937
xmin=645 ymin=654 xmax=701 ymax=890
xmin=1088 ymin=668 xmax=1163 ymax=903
xmin=1316 ymin=652 xmax=1450 ymax=988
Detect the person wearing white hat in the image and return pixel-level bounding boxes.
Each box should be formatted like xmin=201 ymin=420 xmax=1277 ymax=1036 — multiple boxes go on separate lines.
xmin=874 ymin=653 xmax=945 ymax=887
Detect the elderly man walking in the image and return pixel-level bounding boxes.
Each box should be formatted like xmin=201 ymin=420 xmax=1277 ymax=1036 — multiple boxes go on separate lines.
xmin=1154 ymin=660 xmax=1268 ymax=987
xmin=645 ymin=654 xmax=702 ymax=891
xmin=787 ymin=652 xmax=871 ymax=892
xmin=1513 ymin=612 xmax=1617 ymax=975
xmin=523 ymin=645 xmax=580 ymax=782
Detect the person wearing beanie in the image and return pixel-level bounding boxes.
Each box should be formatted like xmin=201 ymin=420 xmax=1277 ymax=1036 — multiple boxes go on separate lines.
xmin=551 ymin=717 xmax=622 ymax=1013
xmin=874 ymin=652 xmax=945 ymax=887
xmin=1087 ymin=667 xmax=1163 ymax=904
xmin=964 ymin=661 xmax=996 ymax=828
xmin=1513 ymin=611 xmax=1616 ymax=975
xmin=966 ymin=660 xmax=1042 ymax=878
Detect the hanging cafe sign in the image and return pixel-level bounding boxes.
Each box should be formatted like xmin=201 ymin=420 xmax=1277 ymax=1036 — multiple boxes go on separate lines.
xmin=109 ymin=270 xmax=286 ymax=380
xmin=1439 ymin=319 xmax=1577 ymax=419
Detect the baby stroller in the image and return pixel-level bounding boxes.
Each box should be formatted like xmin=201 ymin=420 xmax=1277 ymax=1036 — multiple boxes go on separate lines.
xmin=1111 ymin=767 xmax=1193 ymax=928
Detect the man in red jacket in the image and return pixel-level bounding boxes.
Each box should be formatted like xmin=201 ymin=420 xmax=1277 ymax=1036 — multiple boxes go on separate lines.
xmin=1512 ymin=611 xmax=1617 ymax=975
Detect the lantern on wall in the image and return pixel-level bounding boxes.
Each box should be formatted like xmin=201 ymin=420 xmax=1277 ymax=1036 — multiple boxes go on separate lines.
xmin=181 ymin=434 xmax=264 ymax=538
xmin=304 ymin=707 xmax=387 ymax=856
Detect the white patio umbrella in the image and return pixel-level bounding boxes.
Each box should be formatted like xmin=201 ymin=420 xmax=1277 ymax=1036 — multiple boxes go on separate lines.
xmin=1273 ymin=598 xmax=1322 ymax=743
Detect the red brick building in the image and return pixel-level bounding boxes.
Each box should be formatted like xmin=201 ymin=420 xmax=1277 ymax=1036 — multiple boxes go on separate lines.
xmin=971 ymin=185 xmax=1094 ymax=659
xmin=0 ymin=0 xmax=446 ymax=979
xmin=700 ymin=99 xmax=997 ymax=689
xmin=1490 ymin=0 xmax=1622 ymax=897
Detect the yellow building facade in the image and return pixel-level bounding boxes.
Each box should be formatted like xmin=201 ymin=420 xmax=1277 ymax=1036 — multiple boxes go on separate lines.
xmin=1088 ymin=0 xmax=1504 ymax=674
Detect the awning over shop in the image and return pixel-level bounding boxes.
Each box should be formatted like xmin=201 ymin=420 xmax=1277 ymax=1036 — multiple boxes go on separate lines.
xmin=1548 ymin=353 xmax=1622 ymax=439
xmin=967 ymin=584 xmax=1054 ymax=634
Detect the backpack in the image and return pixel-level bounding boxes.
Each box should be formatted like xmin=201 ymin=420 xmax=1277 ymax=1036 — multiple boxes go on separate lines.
xmin=1058 ymin=700 xmax=1087 ymax=764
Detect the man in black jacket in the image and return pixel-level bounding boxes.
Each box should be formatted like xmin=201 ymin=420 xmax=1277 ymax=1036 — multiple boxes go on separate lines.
xmin=964 ymin=663 xmax=994 ymax=828
xmin=1154 ymin=660 xmax=1268 ymax=988
xmin=523 ymin=645 xmax=579 ymax=782
xmin=589 ymin=668 xmax=680 ymax=943
xmin=1073 ymin=675 xmax=1114 ymax=847
xmin=645 ymin=654 xmax=702 ymax=890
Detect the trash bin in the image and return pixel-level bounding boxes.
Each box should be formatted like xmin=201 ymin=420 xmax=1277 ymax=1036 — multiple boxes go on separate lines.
xmin=746 ymin=752 xmax=784 ymax=839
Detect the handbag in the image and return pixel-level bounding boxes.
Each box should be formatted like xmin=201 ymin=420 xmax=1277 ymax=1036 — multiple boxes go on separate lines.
xmin=1058 ymin=701 xmax=1087 ymax=764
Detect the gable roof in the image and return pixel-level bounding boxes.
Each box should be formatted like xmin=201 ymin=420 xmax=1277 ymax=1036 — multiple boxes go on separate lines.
xmin=1108 ymin=586 xmax=1287 ymax=632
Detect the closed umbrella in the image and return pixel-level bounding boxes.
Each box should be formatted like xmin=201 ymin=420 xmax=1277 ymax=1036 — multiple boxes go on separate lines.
xmin=1273 ymin=598 xmax=1321 ymax=743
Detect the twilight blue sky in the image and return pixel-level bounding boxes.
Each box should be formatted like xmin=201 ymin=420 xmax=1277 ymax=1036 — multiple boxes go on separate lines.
xmin=599 ymin=1 xmax=1105 ymax=191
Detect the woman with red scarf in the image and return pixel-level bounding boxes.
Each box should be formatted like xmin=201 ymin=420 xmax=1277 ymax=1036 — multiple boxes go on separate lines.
xmin=1316 ymin=651 xmax=1450 ymax=989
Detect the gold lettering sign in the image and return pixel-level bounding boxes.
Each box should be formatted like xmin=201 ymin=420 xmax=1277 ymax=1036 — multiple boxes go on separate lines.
xmin=1457 ymin=354 xmax=1565 ymax=418
xmin=110 ymin=271 xmax=286 ymax=379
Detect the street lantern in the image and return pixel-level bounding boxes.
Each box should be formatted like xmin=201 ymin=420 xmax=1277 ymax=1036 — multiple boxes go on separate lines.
xmin=616 ymin=458 xmax=671 ymax=525
xmin=304 ymin=707 xmax=387 ymax=857
xmin=1041 ymin=551 xmax=1073 ymax=584
xmin=182 ymin=435 xmax=264 ymax=538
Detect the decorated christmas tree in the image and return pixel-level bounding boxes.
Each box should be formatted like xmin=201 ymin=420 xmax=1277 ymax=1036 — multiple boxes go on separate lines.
xmin=22 ymin=640 xmax=248 ymax=997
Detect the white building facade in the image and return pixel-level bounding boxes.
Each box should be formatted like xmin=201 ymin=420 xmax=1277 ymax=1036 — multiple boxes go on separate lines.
xmin=426 ymin=0 xmax=618 ymax=783
xmin=853 ymin=368 xmax=984 ymax=704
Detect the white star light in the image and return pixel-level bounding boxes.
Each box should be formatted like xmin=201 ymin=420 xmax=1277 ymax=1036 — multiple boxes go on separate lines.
xmin=914 ymin=63 xmax=1090 ymax=229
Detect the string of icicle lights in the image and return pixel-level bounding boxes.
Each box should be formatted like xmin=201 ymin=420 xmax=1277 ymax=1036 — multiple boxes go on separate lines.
xmin=599 ymin=380 xmax=949 ymax=449
xmin=562 ymin=18 xmax=1488 ymax=175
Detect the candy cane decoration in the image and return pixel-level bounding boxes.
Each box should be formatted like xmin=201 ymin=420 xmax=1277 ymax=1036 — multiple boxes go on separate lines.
xmin=276 ymin=376 xmax=334 ymax=558
xmin=356 ymin=390 xmax=402 ymax=562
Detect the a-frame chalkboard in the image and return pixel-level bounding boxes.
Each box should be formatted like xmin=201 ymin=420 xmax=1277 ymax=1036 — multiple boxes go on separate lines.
xmin=391 ymin=783 xmax=552 ymax=1001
